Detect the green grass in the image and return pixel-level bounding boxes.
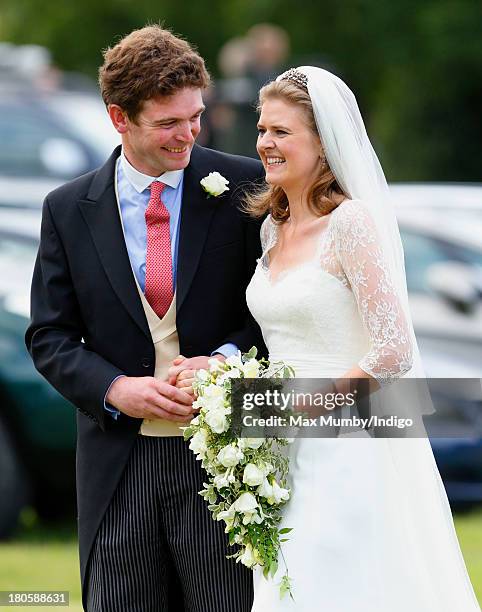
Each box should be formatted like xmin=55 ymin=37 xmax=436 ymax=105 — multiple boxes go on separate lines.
xmin=1 ymin=509 xmax=481 ymax=611
xmin=455 ymin=508 xmax=482 ymax=604
xmin=0 ymin=518 xmax=82 ymax=612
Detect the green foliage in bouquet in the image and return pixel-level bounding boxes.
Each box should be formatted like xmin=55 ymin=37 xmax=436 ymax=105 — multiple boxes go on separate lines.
xmin=182 ymin=347 xmax=295 ymax=599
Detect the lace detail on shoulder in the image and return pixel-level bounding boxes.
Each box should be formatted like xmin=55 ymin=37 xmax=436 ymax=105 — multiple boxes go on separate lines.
xmin=259 ymin=215 xmax=278 ymax=270
xmin=260 ymin=215 xmax=277 ymax=252
xmin=330 ymin=200 xmax=413 ymax=382
xmin=316 ymin=212 xmax=350 ymax=289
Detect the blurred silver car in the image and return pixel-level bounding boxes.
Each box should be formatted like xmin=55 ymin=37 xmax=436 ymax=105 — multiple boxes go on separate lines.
xmin=391 ymin=183 xmax=482 ymax=507
xmin=391 ymin=183 xmax=482 ymax=377
xmin=0 ymin=86 xmax=119 ymax=181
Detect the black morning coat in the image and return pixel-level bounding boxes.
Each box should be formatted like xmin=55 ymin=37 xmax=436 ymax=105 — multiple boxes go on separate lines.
xmin=25 ymin=143 xmax=267 ymax=603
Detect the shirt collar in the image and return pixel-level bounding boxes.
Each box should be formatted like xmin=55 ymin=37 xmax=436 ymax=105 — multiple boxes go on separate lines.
xmin=120 ymin=149 xmax=183 ymax=193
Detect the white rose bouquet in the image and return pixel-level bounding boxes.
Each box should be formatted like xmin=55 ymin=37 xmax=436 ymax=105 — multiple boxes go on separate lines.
xmin=182 ymin=347 xmax=295 ymax=599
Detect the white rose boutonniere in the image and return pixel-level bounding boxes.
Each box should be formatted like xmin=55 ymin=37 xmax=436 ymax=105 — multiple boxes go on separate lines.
xmin=200 ymin=171 xmax=230 ymax=197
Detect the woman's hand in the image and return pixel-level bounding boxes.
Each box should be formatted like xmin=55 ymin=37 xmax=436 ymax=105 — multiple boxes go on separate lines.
xmin=167 ymin=354 xmax=226 ymax=398
xmin=175 ymin=367 xmax=197 ymax=397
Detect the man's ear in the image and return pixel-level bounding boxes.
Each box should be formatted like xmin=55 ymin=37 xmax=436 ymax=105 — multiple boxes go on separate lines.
xmin=108 ymin=104 xmax=129 ymax=134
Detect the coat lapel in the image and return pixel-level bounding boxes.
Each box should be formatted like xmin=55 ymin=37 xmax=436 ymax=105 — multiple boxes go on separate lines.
xmin=176 ymin=145 xmax=218 ymax=313
xmin=77 ymin=146 xmax=150 ymax=339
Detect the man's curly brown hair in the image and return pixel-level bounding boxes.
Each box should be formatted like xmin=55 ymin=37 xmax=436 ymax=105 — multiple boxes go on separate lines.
xmin=98 ymin=25 xmax=210 ymax=122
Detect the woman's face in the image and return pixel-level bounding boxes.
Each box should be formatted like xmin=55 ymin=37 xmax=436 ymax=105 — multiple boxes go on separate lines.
xmin=257 ymin=97 xmax=322 ymax=195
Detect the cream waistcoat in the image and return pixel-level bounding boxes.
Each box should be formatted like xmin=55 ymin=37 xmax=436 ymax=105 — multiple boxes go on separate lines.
xmin=115 ymin=162 xmax=185 ymax=436
xmin=137 ymin=291 xmax=185 ymax=437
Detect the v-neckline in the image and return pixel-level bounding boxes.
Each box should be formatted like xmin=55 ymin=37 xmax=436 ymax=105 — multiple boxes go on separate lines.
xmin=263 ymin=211 xmax=337 ymax=285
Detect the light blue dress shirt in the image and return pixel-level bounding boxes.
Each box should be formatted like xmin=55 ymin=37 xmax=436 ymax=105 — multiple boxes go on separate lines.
xmin=104 ymin=151 xmax=237 ymax=418
xmin=117 ymin=151 xmax=183 ymax=291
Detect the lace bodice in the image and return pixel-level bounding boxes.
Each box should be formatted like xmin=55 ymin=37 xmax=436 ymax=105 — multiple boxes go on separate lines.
xmin=246 ymin=200 xmax=413 ymax=382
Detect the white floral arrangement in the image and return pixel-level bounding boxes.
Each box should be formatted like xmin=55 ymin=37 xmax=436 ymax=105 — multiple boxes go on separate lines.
xmin=182 ymin=347 xmax=295 ymax=599
xmin=200 ymin=171 xmax=230 ymax=197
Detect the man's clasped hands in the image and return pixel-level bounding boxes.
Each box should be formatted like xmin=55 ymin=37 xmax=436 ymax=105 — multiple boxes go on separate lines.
xmin=105 ymin=355 xmax=224 ymax=422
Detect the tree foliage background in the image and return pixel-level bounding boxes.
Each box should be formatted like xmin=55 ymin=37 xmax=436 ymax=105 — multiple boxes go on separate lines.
xmin=1 ymin=0 xmax=480 ymax=181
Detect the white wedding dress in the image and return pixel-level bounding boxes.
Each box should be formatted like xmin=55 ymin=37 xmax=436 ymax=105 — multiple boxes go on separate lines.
xmin=246 ymin=200 xmax=480 ymax=611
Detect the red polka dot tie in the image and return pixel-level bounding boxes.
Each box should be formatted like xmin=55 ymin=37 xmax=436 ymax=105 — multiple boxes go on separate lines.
xmin=144 ymin=181 xmax=173 ymax=318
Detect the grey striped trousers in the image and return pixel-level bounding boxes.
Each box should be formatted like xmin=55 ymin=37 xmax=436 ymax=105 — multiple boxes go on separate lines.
xmin=86 ymin=435 xmax=253 ymax=611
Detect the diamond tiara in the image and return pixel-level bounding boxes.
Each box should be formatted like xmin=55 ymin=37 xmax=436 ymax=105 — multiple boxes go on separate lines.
xmin=277 ymin=68 xmax=308 ymax=92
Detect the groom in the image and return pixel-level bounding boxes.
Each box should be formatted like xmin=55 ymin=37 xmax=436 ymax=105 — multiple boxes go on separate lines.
xmin=26 ymin=25 xmax=265 ymax=611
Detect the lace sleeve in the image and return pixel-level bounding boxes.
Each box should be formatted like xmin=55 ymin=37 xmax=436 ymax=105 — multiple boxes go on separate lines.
xmin=332 ymin=201 xmax=413 ymax=382
xmin=260 ymin=215 xmax=277 ymax=253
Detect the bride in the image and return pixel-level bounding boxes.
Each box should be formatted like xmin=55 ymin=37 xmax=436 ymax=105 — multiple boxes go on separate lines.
xmin=243 ymin=66 xmax=481 ymax=611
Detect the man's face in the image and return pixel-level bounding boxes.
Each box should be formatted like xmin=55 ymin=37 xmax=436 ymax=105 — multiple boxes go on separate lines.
xmin=113 ymin=87 xmax=205 ymax=176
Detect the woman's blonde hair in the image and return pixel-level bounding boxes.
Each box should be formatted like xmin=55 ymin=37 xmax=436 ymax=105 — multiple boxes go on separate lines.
xmin=244 ymin=79 xmax=344 ymax=223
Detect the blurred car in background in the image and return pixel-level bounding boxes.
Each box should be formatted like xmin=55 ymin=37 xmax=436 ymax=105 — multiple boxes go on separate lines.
xmin=1 ymin=173 xmax=482 ymax=536
xmin=0 ymin=207 xmax=76 ymax=539
xmin=0 ymin=89 xmax=119 ymax=181
xmin=392 ymin=183 xmax=482 ymax=508
xmin=392 ymin=183 xmax=482 ymax=373
xmin=0 ymin=43 xmax=119 ymax=182
xmin=0 ymin=176 xmax=61 ymax=210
